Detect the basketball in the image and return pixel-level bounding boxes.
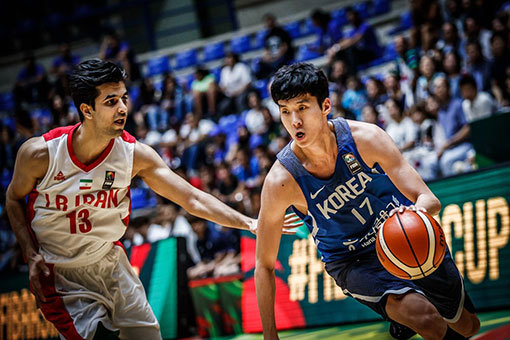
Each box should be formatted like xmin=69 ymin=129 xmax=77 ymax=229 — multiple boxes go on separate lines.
xmin=376 ymin=209 xmax=446 ymax=280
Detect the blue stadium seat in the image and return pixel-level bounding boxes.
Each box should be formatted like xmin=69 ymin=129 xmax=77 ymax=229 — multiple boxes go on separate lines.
xmin=353 ymin=2 xmax=370 ymax=19
xmin=211 ymin=66 xmax=222 ymax=81
xmin=331 ymin=8 xmax=348 ymax=26
xmin=284 ymin=21 xmax=302 ymax=39
xmin=202 ymin=42 xmax=225 ymax=62
xmin=253 ymin=79 xmax=269 ymax=99
xmin=296 ymin=45 xmax=321 ymax=62
xmin=372 ymin=0 xmax=391 ymax=16
xmin=303 ymin=18 xmax=319 ymax=36
xmin=177 ymin=73 xmax=195 ymax=91
xmin=0 ymin=92 xmax=14 ymax=111
xmin=388 ymin=11 xmax=413 ymax=35
xmin=146 ymin=56 xmax=171 ymax=77
xmin=230 ymin=34 xmax=252 ymax=54
xmin=254 ymin=29 xmax=268 ymax=49
xmin=383 ymin=42 xmax=397 ymax=62
xmin=174 ymin=49 xmax=198 ymax=70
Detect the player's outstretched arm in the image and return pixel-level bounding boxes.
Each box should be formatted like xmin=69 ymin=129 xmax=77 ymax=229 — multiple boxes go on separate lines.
xmin=255 ymin=162 xmax=297 ymax=340
xmin=351 ymin=121 xmax=441 ymax=215
xmin=6 ymin=137 xmax=50 ymax=306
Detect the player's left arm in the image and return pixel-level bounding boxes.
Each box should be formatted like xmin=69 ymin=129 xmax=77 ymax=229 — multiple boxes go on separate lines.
xmin=352 ymin=122 xmax=441 ymax=215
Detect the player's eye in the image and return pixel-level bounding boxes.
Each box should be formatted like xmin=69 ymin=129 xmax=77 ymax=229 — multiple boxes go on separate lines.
xmin=107 ymin=99 xmax=117 ymax=105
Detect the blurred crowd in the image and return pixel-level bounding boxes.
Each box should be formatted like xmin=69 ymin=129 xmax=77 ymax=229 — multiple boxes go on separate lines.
xmin=1 ymin=0 xmax=510 ymax=280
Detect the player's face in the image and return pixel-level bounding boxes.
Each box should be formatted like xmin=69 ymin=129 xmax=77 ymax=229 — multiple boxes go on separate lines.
xmin=91 ymin=81 xmax=128 ymax=138
xmin=278 ymin=93 xmax=331 ymax=147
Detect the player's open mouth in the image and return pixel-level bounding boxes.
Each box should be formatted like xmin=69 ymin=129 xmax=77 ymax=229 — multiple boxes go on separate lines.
xmin=295 ymin=132 xmax=305 ymax=140
xmin=114 ymin=119 xmax=125 ymax=126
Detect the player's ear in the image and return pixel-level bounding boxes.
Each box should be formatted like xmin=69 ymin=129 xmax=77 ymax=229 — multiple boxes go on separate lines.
xmin=80 ymin=103 xmax=93 ymax=119
xmin=322 ymin=97 xmax=332 ymax=116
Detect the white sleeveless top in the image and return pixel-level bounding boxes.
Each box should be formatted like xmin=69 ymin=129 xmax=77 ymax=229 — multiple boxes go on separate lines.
xmin=28 ymin=124 xmax=135 ymax=267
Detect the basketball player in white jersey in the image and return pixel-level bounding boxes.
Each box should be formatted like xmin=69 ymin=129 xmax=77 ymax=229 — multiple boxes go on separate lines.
xmin=5 ymin=59 xmax=298 ymax=340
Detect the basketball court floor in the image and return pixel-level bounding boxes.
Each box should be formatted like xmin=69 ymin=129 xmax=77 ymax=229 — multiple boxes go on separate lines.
xmin=219 ymin=309 xmax=510 ymax=339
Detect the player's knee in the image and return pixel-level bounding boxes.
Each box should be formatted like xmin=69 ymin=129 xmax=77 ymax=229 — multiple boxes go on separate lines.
xmin=411 ymin=304 xmax=445 ymax=338
xmin=465 ymin=315 xmax=480 ymax=337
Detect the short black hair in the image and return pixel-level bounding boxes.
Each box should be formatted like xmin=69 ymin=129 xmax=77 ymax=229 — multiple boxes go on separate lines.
xmin=271 ymin=63 xmax=329 ymax=109
xmin=68 ymin=58 xmax=127 ymax=122
xmin=459 ymin=74 xmax=477 ymax=89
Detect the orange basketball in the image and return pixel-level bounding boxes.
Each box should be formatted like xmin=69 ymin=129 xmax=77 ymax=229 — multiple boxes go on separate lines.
xmin=376 ymin=209 xmax=446 ymax=280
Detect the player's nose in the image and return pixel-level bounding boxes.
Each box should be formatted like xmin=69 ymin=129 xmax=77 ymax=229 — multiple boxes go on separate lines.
xmin=118 ymin=99 xmax=128 ymax=114
xmin=291 ymin=111 xmax=302 ymax=127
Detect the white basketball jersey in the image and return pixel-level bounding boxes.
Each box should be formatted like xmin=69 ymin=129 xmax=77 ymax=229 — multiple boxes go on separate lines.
xmin=28 ymin=124 xmax=135 ymax=267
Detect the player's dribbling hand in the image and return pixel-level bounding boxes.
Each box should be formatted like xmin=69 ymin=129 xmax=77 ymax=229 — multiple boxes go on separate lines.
xmin=249 ymin=212 xmax=304 ymax=235
xmin=389 ymin=205 xmax=427 ymax=217
xmin=28 ymin=253 xmax=50 ymax=308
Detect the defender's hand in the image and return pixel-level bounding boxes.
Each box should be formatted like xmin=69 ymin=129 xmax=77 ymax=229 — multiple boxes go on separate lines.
xmin=27 ymin=253 xmax=50 ymax=308
xmin=250 ymin=212 xmax=304 ymax=235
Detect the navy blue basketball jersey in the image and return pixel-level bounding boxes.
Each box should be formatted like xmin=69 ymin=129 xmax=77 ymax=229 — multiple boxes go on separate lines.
xmin=276 ymin=118 xmax=413 ymax=263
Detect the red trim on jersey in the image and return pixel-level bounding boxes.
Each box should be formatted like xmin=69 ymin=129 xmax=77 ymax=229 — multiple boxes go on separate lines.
xmin=122 ymin=187 xmax=131 ymax=227
xmin=26 ymin=189 xmax=40 ymax=249
xmin=67 ymin=124 xmax=115 ymax=172
xmin=39 ymin=264 xmax=84 ymax=340
xmin=114 ymin=240 xmax=127 ymax=256
xmin=43 ymin=124 xmax=78 ymax=141
xmin=121 ymin=130 xmax=136 ymax=143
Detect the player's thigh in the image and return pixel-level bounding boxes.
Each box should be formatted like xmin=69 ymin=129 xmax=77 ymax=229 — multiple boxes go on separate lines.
xmin=111 ymin=247 xmax=160 ymax=329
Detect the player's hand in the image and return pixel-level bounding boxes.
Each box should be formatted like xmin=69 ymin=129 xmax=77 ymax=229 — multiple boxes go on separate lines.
xmin=249 ymin=212 xmax=303 ymax=235
xmin=389 ymin=205 xmax=427 ymax=217
xmin=27 ymin=253 xmax=50 ymax=308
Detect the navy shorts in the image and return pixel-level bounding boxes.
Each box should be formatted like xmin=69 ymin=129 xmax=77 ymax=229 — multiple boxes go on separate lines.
xmin=325 ymin=247 xmax=472 ymax=323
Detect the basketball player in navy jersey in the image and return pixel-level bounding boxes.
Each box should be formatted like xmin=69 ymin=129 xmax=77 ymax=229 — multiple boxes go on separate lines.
xmin=255 ymin=63 xmax=480 ymax=340
xmin=6 ymin=59 xmax=298 ymax=340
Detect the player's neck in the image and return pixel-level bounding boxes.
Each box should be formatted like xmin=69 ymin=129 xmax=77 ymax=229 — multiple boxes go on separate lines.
xmin=72 ymin=124 xmax=114 ymax=165
xmin=296 ymin=123 xmax=337 ymax=168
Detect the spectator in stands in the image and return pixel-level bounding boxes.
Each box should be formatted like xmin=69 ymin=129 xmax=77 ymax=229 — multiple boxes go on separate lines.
xmin=255 ymin=14 xmax=294 ymax=80
xmin=244 ymin=91 xmax=267 ymax=136
xmin=327 ymin=7 xmax=381 ymax=72
xmin=341 ymin=76 xmax=368 ymax=120
xmin=13 ymin=54 xmax=49 ymax=107
xmin=50 ymin=43 xmax=80 ymax=77
xmin=460 ymin=74 xmax=497 ymax=122
xmin=437 ymin=22 xmax=462 ymax=57
xmin=0 ymin=124 xmax=16 ymax=174
xmin=416 ymin=55 xmax=440 ymax=102
xmin=432 ymin=76 xmax=474 ymax=176
xmin=328 ymin=60 xmax=349 ymax=95
xmin=218 ymin=52 xmax=252 ymax=116
xmin=179 ymin=112 xmax=214 ymax=174
xmin=384 ymin=72 xmax=414 ymax=111
xmin=384 ymin=97 xmax=418 ymax=158
xmin=99 ymin=30 xmax=140 ymax=81
xmin=462 ymin=15 xmax=493 ymax=60
xmin=489 ymin=32 xmax=510 ymax=105
xmin=186 ymin=215 xmax=240 ymax=279
xmin=410 ymin=0 xmax=443 ymax=28
xmin=408 ymin=102 xmax=440 ymax=181
xmin=361 ymin=105 xmax=383 ymax=128
xmin=464 ymin=40 xmax=492 ymax=92
xmin=365 ymin=76 xmax=388 ymax=110
xmin=443 ymin=51 xmax=463 ymax=99
xmin=420 ymin=23 xmax=440 ymax=53
xmin=49 ymin=94 xmax=78 ymax=127
xmin=215 ymin=162 xmax=240 ymax=204
xmin=393 ymin=35 xmax=419 ymax=86
xmin=191 ymin=66 xmax=218 ymax=119
xmin=160 ymin=74 xmax=191 ymax=127
xmin=309 ymin=9 xmax=343 ymax=54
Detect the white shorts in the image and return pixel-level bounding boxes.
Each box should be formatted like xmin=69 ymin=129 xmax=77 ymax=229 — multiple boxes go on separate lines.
xmin=38 ymin=243 xmax=161 ymax=340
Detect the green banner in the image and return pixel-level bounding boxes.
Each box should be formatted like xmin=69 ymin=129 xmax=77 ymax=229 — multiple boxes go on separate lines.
xmin=241 ymin=165 xmax=510 ymax=332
